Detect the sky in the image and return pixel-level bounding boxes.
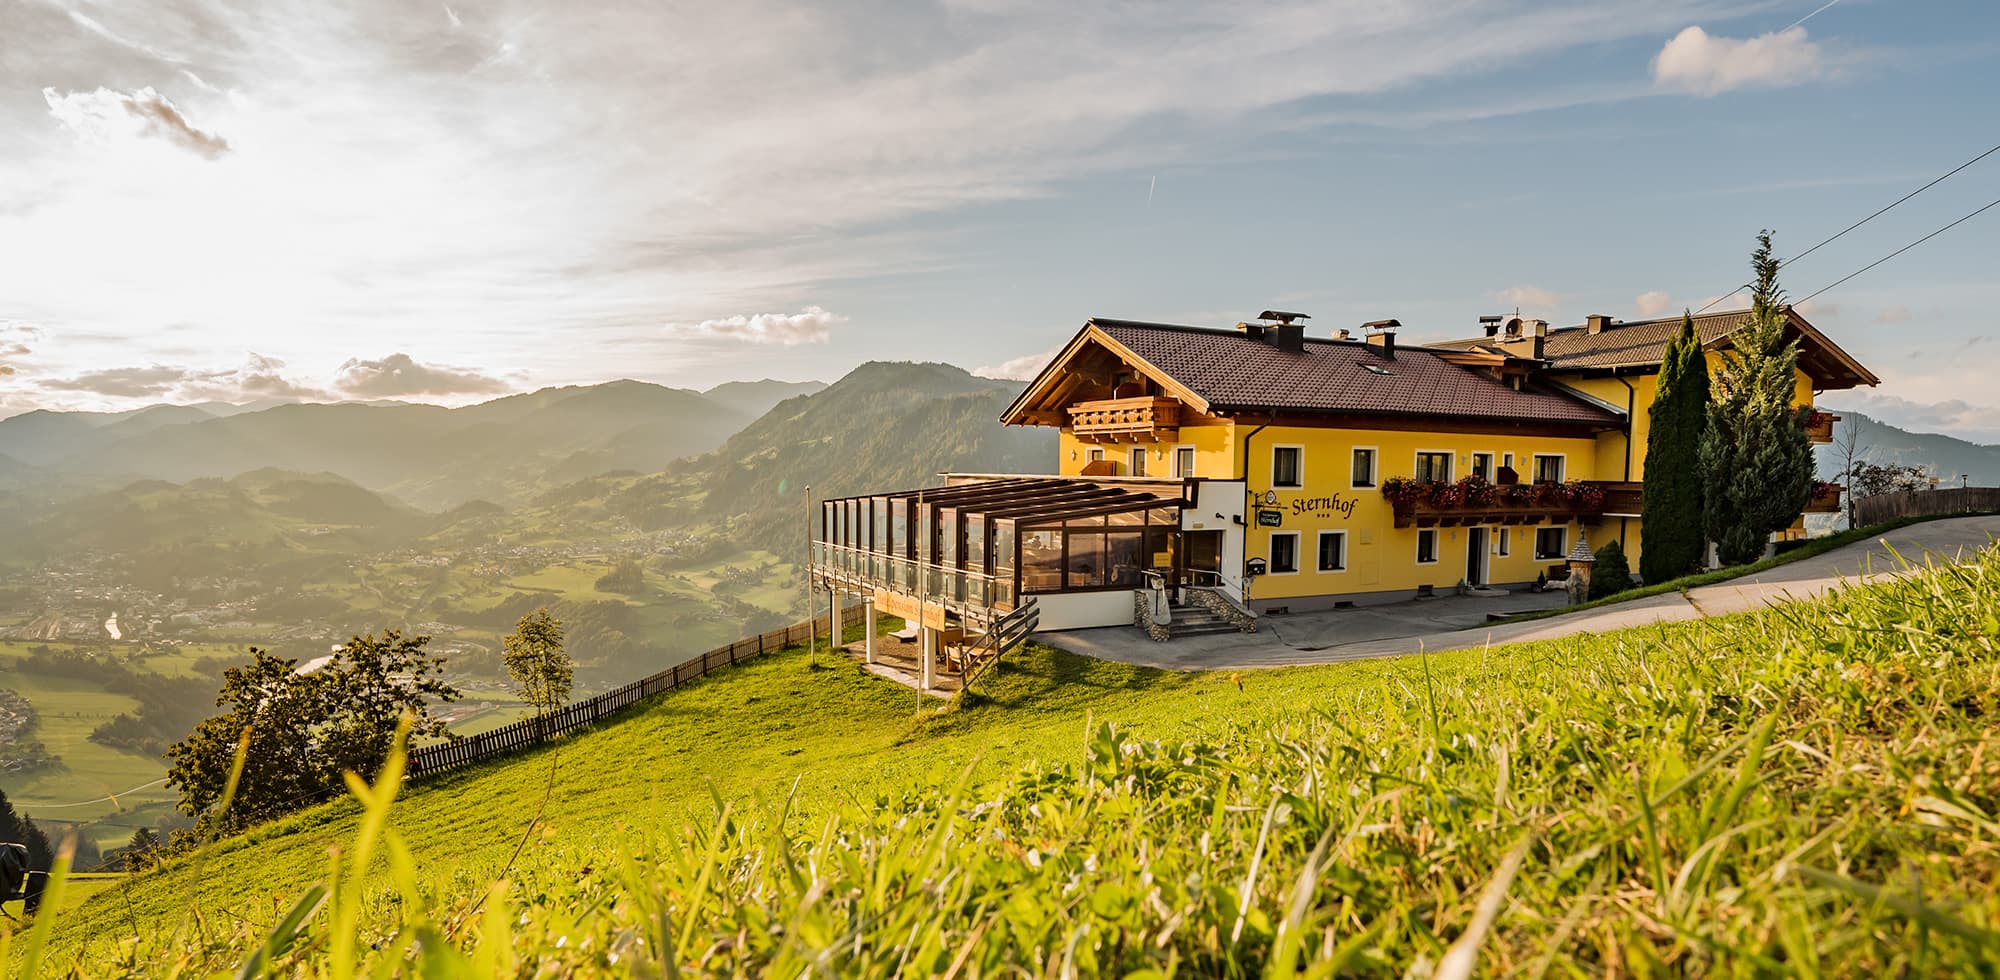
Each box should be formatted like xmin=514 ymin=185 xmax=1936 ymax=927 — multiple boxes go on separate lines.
xmin=2 ymin=0 xmax=1997 ymax=441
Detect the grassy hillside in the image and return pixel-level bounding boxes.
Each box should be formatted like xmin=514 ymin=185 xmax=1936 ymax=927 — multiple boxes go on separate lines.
xmin=27 ymin=548 xmax=2000 ymax=975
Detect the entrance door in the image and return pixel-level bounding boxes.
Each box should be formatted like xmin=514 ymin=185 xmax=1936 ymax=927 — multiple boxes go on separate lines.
xmin=1182 ymin=530 xmax=1223 ymax=589
xmin=1466 ymin=527 xmax=1488 ymax=586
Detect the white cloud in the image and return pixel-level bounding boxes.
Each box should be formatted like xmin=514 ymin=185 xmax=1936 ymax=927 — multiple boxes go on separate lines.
xmin=975 ymin=346 xmax=1061 ymax=381
xmin=668 ymin=306 xmax=842 ymax=346
xmin=1491 ymin=286 xmax=1561 ymax=310
xmin=332 ymin=353 xmax=513 ymax=397
xmin=1652 ymin=26 xmax=1829 ymax=96
xmin=44 ymin=85 xmax=230 ymax=159
xmin=1634 ymin=290 xmax=1673 ymax=316
xmin=37 ymin=353 xmax=324 ymax=401
xmin=1876 ymin=304 xmax=1911 ymax=323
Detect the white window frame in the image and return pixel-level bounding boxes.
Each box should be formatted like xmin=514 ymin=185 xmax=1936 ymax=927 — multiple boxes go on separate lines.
xmin=1271 ymin=444 xmax=1305 ymax=489
xmin=1316 ymin=529 xmax=1348 ymax=572
xmin=1129 ymin=446 xmax=1148 ymax=478
xmin=1268 ymin=531 xmax=1302 ymax=575
xmin=1534 ymin=524 xmax=1568 ymax=560
xmin=1173 ymin=445 xmax=1196 ymax=479
xmin=1085 ymin=446 xmax=1105 ymax=463
xmin=1470 ymin=451 xmax=1495 ymax=482
xmin=1532 ymin=453 xmax=1567 ymax=484
xmin=1416 ymin=528 xmax=1440 ymax=565
xmin=1502 ymin=452 xmax=1516 ymax=480
xmin=1413 ymin=448 xmax=1454 ymax=484
xmin=1349 ymin=446 xmax=1378 ymax=489
xmin=1495 ymin=526 xmax=1511 ymax=557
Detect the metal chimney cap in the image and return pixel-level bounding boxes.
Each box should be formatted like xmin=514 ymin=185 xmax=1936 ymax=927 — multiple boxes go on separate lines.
xmin=1257 ymin=310 xmax=1311 ymax=324
xmin=1361 ymin=318 xmax=1401 ymax=331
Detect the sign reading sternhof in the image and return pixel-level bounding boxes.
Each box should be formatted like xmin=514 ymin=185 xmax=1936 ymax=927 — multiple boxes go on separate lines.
xmin=1289 ymin=493 xmax=1359 ymax=520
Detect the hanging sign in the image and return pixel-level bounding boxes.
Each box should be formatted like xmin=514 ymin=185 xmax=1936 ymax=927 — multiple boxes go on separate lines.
xmin=1256 ymin=509 xmax=1284 ymax=527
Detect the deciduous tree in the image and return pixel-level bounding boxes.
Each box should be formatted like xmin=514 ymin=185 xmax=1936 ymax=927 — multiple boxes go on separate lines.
xmin=165 ymin=633 xmax=458 ymax=833
xmin=504 ymin=608 xmax=573 ymax=724
xmin=1641 ymin=312 xmax=1711 ymax=581
xmin=1701 ymin=232 xmax=1816 ymax=565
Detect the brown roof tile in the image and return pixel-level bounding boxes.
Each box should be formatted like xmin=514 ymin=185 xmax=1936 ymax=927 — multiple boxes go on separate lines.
xmin=1429 ymin=309 xmax=1878 ymax=388
xmin=1092 ymin=319 xmax=1619 ymax=426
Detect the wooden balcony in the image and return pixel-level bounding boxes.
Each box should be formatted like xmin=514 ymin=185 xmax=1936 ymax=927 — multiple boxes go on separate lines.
xmin=1386 ymin=479 xmax=1636 ymax=529
xmin=1806 ymin=412 xmax=1838 ymax=444
xmin=1805 ymin=483 xmax=1843 ymax=514
xmin=1069 ymin=396 xmax=1180 ymax=442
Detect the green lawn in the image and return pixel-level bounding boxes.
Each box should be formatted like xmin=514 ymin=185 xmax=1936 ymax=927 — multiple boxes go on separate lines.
xmin=22 ymin=549 xmax=2000 ymax=975
xmin=1 ymin=672 xmax=175 ymax=825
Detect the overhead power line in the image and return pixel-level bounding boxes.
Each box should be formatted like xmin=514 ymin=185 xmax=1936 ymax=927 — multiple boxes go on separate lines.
xmin=1796 ymin=193 xmax=2000 ymax=305
xmin=1690 ymin=137 xmax=2000 ymax=316
xmin=1782 ymin=139 xmax=2000 ymax=269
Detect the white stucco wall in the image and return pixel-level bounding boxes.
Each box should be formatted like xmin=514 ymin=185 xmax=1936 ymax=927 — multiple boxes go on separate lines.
xmin=1031 ymin=590 xmax=1142 ymax=631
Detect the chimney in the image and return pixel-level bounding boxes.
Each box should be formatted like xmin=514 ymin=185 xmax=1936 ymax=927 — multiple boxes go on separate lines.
xmin=1334 ymin=328 xmax=1352 ymax=341
xmin=1362 ymin=318 xmax=1400 ymax=360
xmin=1497 ymin=319 xmax=1546 ymax=360
xmin=1479 ymin=315 xmax=1503 ymax=338
xmin=1255 ymin=310 xmax=1310 ymax=353
xmin=1235 ymin=321 xmax=1265 ymax=342
xmin=1586 ymin=314 xmax=1613 ymax=335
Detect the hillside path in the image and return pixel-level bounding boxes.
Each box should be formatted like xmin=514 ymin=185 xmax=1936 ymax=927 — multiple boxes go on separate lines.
xmin=1041 ymin=514 xmax=2000 ymax=670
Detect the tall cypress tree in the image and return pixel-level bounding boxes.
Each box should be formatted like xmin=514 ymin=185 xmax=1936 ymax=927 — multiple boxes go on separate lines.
xmin=1641 ymin=311 xmax=1710 ymax=581
xmin=1700 ymin=231 xmax=1816 ymax=565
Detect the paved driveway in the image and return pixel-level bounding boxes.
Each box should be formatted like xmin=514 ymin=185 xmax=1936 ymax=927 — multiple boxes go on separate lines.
xmin=1040 ymin=514 xmax=2000 ymax=670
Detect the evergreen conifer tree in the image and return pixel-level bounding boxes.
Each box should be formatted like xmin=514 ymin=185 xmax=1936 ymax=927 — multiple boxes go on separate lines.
xmin=1700 ymin=232 xmax=1817 ymax=565
xmin=1640 ymin=311 xmax=1710 ymax=581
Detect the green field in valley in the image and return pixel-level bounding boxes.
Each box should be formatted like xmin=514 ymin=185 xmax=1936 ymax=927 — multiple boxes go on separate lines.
xmin=14 ymin=547 xmax=1999 ymax=976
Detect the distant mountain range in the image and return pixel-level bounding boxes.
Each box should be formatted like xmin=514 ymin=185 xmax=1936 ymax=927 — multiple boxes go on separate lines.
xmin=0 ymin=378 xmax=826 ymax=510
xmin=493 ymin=361 xmax=1056 ymax=556
xmin=1816 ymin=412 xmax=2000 ymax=485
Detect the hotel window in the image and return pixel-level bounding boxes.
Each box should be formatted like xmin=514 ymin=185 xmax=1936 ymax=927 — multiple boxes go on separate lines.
xmin=1416 ymin=529 xmax=1439 ymax=564
xmin=1415 ymin=451 xmax=1452 ymax=483
xmin=1272 ymin=446 xmax=1303 ymax=488
xmin=1470 ymin=452 xmax=1494 ymax=481
xmin=1501 ymin=452 xmax=1517 ymax=483
xmin=1496 ymin=527 xmax=1511 ymax=557
xmin=1535 ymin=526 xmax=1567 ymax=560
xmin=1269 ymin=532 xmax=1300 ymax=574
xmin=1350 ymin=448 xmax=1377 ymax=488
xmin=1317 ymin=530 xmax=1347 ymax=572
xmin=1174 ymin=446 xmax=1196 ymax=479
xmin=1129 ymin=447 xmax=1148 ymax=478
xmin=1533 ymin=454 xmax=1566 ymax=484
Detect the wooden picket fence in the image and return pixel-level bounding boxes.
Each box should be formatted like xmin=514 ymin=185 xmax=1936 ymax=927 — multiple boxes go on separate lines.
xmin=1853 ymin=487 xmax=2000 ymax=528
xmin=407 ymin=602 xmax=867 ymax=781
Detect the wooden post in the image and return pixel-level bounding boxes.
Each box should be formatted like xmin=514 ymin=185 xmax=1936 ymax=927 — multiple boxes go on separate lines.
xmin=920 ymin=627 xmax=935 ymax=692
xmin=863 ymin=596 xmax=876 ymax=665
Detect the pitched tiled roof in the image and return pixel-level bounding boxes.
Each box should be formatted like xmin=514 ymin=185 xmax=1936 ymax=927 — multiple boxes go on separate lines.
xmin=1090 ymin=319 xmax=1620 ymax=426
xmin=1429 ymin=311 xmax=1751 ymax=370
xmin=1428 ymin=309 xmax=1879 ymax=387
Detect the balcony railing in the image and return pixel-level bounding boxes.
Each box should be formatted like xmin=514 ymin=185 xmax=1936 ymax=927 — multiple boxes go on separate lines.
xmin=1806 ymin=411 xmax=1838 ymax=444
xmin=810 ymin=541 xmax=1014 ymax=618
xmin=1069 ymin=396 xmax=1180 ymax=440
xmin=1385 ymin=478 xmax=1614 ymax=528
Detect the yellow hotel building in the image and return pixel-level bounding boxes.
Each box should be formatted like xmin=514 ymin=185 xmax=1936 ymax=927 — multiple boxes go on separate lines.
xmin=811 ymin=308 xmax=1876 ymax=642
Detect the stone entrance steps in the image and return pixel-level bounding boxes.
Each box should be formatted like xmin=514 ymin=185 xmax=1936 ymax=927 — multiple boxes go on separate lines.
xmin=1167 ymin=603 xmax=1241 ymax=638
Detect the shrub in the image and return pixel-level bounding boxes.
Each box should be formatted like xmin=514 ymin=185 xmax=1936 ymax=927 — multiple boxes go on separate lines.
xmin=1588 ymin=539 xmax=1632 ymax=600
